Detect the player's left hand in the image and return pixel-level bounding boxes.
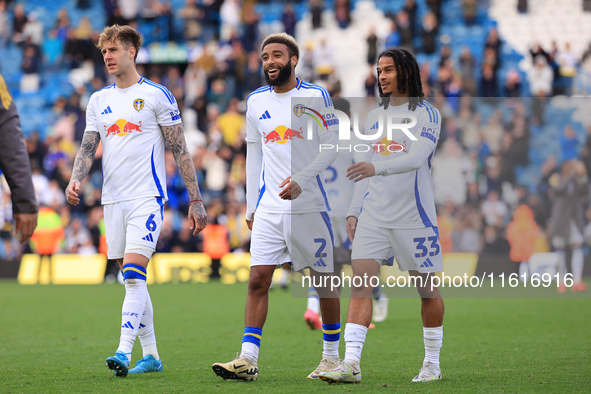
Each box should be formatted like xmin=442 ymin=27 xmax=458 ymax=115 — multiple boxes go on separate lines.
xmin=188 ymin=201 xmax=207 ymax=235
xmin=279 ymin=177 xmax=302 ymax=200
xmin=347 ymin=162 xmax=376 ymax=182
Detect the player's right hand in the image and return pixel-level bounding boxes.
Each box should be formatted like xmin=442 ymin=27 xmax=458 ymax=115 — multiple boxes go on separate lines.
xmin=246 ymin=213 xmax=254 ymax=230
xmin=14 ymin=212 xmax=38 ymax=244
xmin=66 ymin=182 xmax=81 ymax=206
xmin=346 ymin=216 xmax=358 ymax=243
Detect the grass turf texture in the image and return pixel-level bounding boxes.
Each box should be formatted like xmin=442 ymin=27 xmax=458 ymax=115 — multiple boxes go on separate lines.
xmin=0 ymin=280 xmax=589 ymax=393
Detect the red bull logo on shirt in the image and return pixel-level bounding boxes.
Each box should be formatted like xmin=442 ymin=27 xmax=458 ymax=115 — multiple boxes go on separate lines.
xmin=104 ymin=119 xmax=144 ymax=137
xmin=263 ymin=125 xmax=305 ymax=144
xmin=372 ymin=137 xmax=408 ymax=156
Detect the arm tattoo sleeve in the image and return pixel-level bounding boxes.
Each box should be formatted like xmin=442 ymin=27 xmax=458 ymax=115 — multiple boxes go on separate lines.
xmin=161 ymin=123 xmax=202 ymax=201
xmin=71 ymin=131 xmax=100 ymax=183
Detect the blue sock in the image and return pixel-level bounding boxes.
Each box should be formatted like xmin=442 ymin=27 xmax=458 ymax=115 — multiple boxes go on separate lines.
xmin=322 ymin=322 xmax=341 ymax=359
xmin=240 ymin=326 xmax=262 ymax=363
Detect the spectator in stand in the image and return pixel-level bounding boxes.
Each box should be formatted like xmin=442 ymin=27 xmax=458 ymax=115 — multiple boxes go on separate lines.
xmin=335 ymin=0 xmax=351 ymax=29
xmin=54 ymin=8 xmax=71 ymax=43
xmin=560 ymin=124 xmax=579 ymax=162
xmin=42 ymin=28 xmax=64 ymax=68
xmin=179 ymin=0 xmax=203 ymax=42
xmin=282 ymin=3 xmax=297 ymax=37
xmin=479 ymin=63 xmax=497 ymax=97
xmin=481 ymin=190 xmax=508 ymax=227
xmin=459 ymin=46 xmax=476 ymax=95
xmin=20 ymin=43 xmax=41 ymax=93
xmin=364 ymin=66 xmax=377 ymax=97
xmin=65 ymin=217 xmax=92 ymax=253
xmin=12 ymin=3 xmax=28 ymax=47
xmin=485 ymin=27 xmax=502 ymax=60
xmin=404 ymin=0 xmax=418 ymax=37
xmin=220 ymin=0 xmax=240 ymax=41
xmin=421 ymin=12 xmax=438 ymax=54
xmin=396 ymin=10 xmax=414 ymax=51
xmin=384 ymin=21 xmax=401 ymax=50
xmin=462 ymin=0 xmax=477 ymax=26
xmin=171 ymin=217 xmax=201 ymax=253
xmin=557 ymin=42 xmax=577 ymax=96
xmin=242 ymin=51 xmax=263 ymax=99
xmin=207 ymin=78 xmax=231 ymax=113
xmin=504 ymin=68 xmax=521 ymax=97
xmin=242 ymin=3 xmax=259 ymax=52
xmin=23 ymin=11 xmax=44 ymax=50
xmin=310 ymin=0 xmax=323 ymax=29
xmin=529 ymin=55 xmax=553 ymax=97
xmin=530 ymin=42 xmax=549 ymax=64
xmin=426 ymin=0 xmax=442 ymax=19
xmin=314 ymin=38 xmax=336 ymax=77
xmin=366 ymin=27 xmax=378 ymax=65
xmin=217 ymin=98 xmax=244 ymax=147
xmin=162 ymin=66 xmax=185 ymax=101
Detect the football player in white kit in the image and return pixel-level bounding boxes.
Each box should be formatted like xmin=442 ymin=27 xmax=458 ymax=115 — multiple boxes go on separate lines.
xmin=304 ymin=98 xmax=389 ymax=334
xmin=319 ymin=48 xmax=444 ymax=384
xmin=212 ymin=33 xmax=341 ymax=382
xmin=65 ymin=25 xmax=207 ymax=377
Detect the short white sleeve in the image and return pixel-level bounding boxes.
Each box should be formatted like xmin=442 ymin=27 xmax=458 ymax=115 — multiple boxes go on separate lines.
xmin=85 ymin=94 xmax=99 ymax=132
xmin=155 ymin=87 xmax=182 ymax=127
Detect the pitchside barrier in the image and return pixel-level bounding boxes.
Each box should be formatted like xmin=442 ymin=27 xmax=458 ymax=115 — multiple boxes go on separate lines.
xmin=13 ymin=253 xmax=496 ymax=285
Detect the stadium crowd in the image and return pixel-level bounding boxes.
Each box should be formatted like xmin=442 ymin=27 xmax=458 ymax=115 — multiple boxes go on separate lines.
xmin=0 ymin=0 xmax=590 ymax=277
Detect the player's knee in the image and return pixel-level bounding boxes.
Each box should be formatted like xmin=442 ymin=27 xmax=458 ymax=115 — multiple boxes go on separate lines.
xmin=248 ymin=269 xmax=273 ymax=293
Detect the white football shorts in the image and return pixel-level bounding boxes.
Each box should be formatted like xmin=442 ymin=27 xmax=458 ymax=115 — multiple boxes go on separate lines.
xmin=351 ymin=221 xmax=443 ymax=273
xmin=103 ymin=196 xmax=164 ymax=260
xmin=250 ymin=211 xmax=334 ymax=273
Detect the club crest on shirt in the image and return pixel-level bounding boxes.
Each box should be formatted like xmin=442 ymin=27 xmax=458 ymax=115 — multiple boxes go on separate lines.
xmin=293 ymin=104 xmax=305 ymax=117
xmin=401 ymin=118 xmax=412 ymax=124
xmin=133 ymin=98 xmax=145 ymax=111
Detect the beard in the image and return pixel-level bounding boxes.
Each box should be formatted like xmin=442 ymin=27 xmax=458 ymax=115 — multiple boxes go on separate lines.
xmin=378 ymin=83 xmax=392 ymax=97
xmin=264 ymin=61 xmax=293 ymax=86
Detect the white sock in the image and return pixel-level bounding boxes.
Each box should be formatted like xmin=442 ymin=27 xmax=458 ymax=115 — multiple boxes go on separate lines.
xmin=556 ymin=250 xmax=568 ymax=282
xmin=138 ymin=289 xmax=159 ymax=360
xmin=323 ymin=340 xmax=339 ymax=359
xmin=423 ymin=326 xmax=443 ymax=367
xmin=307 ymin=287 xmax=320 ymax=313
xmin=240 ymin=342 xmax=260 ymax=364
xmin=344 ymin=323 xmax=368 ymax=364
xmin=117 ymin=279 xmax=147 ymax=361
xmin=279 ymin=267 xmax=290 ymax=286
xmin=572 ymin=247 xmax=584 ymax=283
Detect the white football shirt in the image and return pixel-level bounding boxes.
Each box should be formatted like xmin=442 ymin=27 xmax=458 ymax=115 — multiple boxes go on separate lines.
xmin=352 ymin=100 xmax=441 ymax=229
xmin=245 ymin=79 xmax=339 ymax=214
xmin=320 ymin=132 xmax=364 ymax=218
xmin=85 ymin=77 xmax=181 ymax=204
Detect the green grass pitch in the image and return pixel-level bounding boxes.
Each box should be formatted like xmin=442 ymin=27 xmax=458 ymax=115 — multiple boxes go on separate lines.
xmin=1 ymin=280 xmax=589 ymax=393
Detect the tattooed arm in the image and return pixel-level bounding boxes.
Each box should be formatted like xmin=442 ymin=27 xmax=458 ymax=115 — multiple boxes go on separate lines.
xmin=66 ymin=130 xmax=100 ymax=206
xmin=161 ymin=123 xmax=207 ymax=235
